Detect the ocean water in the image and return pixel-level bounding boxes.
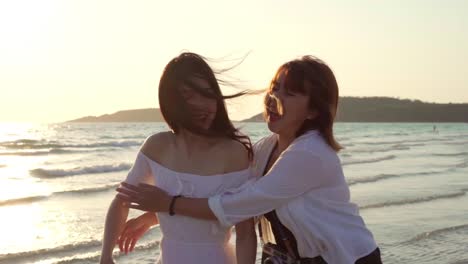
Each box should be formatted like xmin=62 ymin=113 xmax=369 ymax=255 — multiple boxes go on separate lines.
xmin=0 ymin=122 xmax=467 ymax=264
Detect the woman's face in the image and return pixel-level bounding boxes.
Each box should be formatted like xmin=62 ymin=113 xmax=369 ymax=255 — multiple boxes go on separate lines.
xmin=179 ymin=77 xmax=217 ymax=130
xmin=265 ymin=70 xmax=315 ymax=137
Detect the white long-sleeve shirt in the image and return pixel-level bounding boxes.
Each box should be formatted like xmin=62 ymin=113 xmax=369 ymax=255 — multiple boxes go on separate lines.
xmin=209 ymin=130 xmax=377 ymax=263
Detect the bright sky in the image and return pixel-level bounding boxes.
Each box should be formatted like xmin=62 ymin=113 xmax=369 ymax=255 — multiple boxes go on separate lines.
xmin=0 ymin=0 xmax=467 ymax=123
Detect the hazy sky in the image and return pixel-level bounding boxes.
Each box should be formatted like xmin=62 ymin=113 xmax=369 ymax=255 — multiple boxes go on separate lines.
xmin=1 ymin=0 xmax=467 ymax=123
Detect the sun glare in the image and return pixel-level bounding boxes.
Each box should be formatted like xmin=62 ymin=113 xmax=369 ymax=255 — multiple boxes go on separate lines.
xmin=0 ymin=123 xmax=52 ymax=202
xmin=0 ymin=203 xmax=44 ymax=255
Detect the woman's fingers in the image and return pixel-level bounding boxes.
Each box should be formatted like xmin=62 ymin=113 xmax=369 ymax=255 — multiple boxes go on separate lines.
xmin=130 ymin=237 xmax=138 ymax=252
xmin=116 ymin=193 xmax=133 ymax=202
xmin=124 ymin=234 xmax=132 ymax=254
xmin=138 ymin=183 xmax=166 ymax=194
xmin=138 ymin=183 xmax=157 ymax=190
xmin=119 ymin=223 xmax=132 ymax=252
xmin=119 ymin=236 xmax=129 ymax=252
xmin=120 ymin=182 xmax=140 ymax=191
xmin=118 ymin=218 xmax=149 ymax=254
xmin=119 ymin=237 xmax=125 ymax=252
xmin=128 ymin=203 xmax=147 ymax=211
xmin=116 ymin=187 xmax=137 ymax=197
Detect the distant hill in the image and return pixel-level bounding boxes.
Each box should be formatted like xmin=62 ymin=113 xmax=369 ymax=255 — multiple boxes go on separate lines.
xmin=66 ymin=97 xmax=468 ymax=123
xmin=66 ymin=108 xmax=164 ymax=123
xmin=242 ymin=97 xmax=468 ymax=122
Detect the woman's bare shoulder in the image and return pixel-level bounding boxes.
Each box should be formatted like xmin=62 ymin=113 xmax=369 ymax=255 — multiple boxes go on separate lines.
xmin=140 ymin=131 xmax=174 ymax=159
xmin=221 ymin=139 xmax=250 ymax=171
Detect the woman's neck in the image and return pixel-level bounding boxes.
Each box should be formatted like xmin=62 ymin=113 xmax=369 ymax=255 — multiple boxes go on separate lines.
xmin=276 ymin=132 xmax=296 ymax=154
xmin=175 ymin=129 xmax=218 ymax=156
xmin=264 ymin=132 xmax=296 ymax=174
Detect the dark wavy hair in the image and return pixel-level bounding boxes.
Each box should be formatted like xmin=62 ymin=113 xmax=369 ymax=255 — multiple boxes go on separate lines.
xmin=158 ymin=52 xmax=253 ymax=160
xmin=268 ymin=56 xmax=342 ymax=151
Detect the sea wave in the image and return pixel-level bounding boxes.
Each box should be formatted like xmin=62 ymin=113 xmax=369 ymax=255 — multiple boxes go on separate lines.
xmin=54 ymin=240 xmax=160 ymax=264
xmin=360 ymin=139 xmax=426 ymax=145
xmin=30 ymin=163 xmax=132 ymax=178
xmin=0 ymin=195 xmax=49 ymax=206
xmin=386 ymin=132 xmax=410 ymax=136
xmin=348 ymin=173 xmax=400 ymax=185
xmin=433 ymin=152 xmax=468 ymax=157
xmin=455 ymin=160 xmax=468 ymax=169
xmin=383 ymin=224 xmax=468 ymax=263
xmin=341 ymin=155 xmax=396 ymax=166
xmin=55 ymin=241 xmax=160 ymax=264
xmin=0 ymin=239 xmax=160 ymax=263
xmin=348 ymin=169 xmax=448 ymax=186
xmin=446 ymin=141 xmax=468 ymax=146
xmin=0 ymin=150 xmax=52 ymax=156
xmin=0 ymin=148 xmax=85 ymax=156
xmin=397 ymin=143 xmax=426 ymax=147
xmin=0 ymin=184 xmax=119 ymax=207
xmin=449 ymin=259 xmax=468 ymax=264
xmin=0 ymin=240 xmax=102 ymax=262
xmin=55 ymin=184 xmax=120 ymax=195
xmin=359 ymin=138 xmax=451 ymax=146
xmin=360 ymin=191 xmax=467 ymax=210
xmin=403 ymin=224 xmax=468 ymax=244
xmin=0 ymin=139 xmax=141 ymax=150
xmin=346 ymin=144 xmax=412 ymax=154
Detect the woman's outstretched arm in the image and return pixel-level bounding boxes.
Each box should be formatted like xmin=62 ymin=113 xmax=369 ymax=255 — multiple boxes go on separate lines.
xmin=117 ymin=182 xmax=215 ymax=219
xmin=118 ymin=150 xmax=330 ymax=226
xmin=100 ymin=197 xmax=130 ymax=264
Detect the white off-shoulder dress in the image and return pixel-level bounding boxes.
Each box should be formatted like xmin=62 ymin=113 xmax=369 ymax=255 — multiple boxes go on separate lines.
xmin=124 ymin=151 xmax=251 ymax=264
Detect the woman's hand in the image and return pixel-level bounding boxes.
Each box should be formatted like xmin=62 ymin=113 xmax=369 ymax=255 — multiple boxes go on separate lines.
xmin=117 ymin=213 xmax=158 ymax=254
xmin=117 ymin=182 xmax=216 ymax=221
xmin=116 ymin=182 xmax=171 ymax=212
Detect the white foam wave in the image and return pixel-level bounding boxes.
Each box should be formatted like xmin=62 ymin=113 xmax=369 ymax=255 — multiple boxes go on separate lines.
xmin=433 ymin=152 xmax=468 ymax=157
xmin=55 ymin=184 xmax=120 ymax=195
xmin=360 ymin=138 xmax=451 ymax=146
xmin=347 ymin=144 xmax=411 ymax=154
xmin=0 ymin=184 xmax=119 ymax=207
xmin=0 ymin=195 xmax=49 ymax=206
xmin=54 ymin=240 xmax=160 ymax=264
xmin=404 ymin=224 xmax=468 ymax=244
xmin=30 ymin=163 xmax=132 ymax=178
xmin=348 ymin=170 xmax=446 ymax=186
xmin=455 ymin=160 xmax=468 ymax=168
xmin=0 ymin=239 xmax=161 ymax=264
xmin=360 ymin=191 xmax=467 ymax=210
xmin=0 ymin=139 xmax=141 ymax=150
xmin=446 ymin=141 xmax=468 ymax=146
xmin=348 ymin=173 xmax=399 ymax=185
xmin=342 ymin=155 xmax=396 ymax=166
xmin=0 ymin=240 xmax=102 ymax=262
xmin=0 ymin=148 xmax=83 ymax=156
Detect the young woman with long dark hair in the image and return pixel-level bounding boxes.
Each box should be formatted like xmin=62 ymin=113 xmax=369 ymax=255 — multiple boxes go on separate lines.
xmin=100 ymin=52 xmax=257 ymax=264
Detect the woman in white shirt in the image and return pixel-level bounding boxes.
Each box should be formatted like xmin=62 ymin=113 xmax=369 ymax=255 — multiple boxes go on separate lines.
xmin=118 ymin=56 xmax=382 ymax=264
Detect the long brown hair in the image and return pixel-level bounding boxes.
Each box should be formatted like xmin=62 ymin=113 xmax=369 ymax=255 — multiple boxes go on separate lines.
xmin=272 ymin=56 xmax=342 ymax=151
xmin=158 ymin=52 xmax=253 ymax=160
